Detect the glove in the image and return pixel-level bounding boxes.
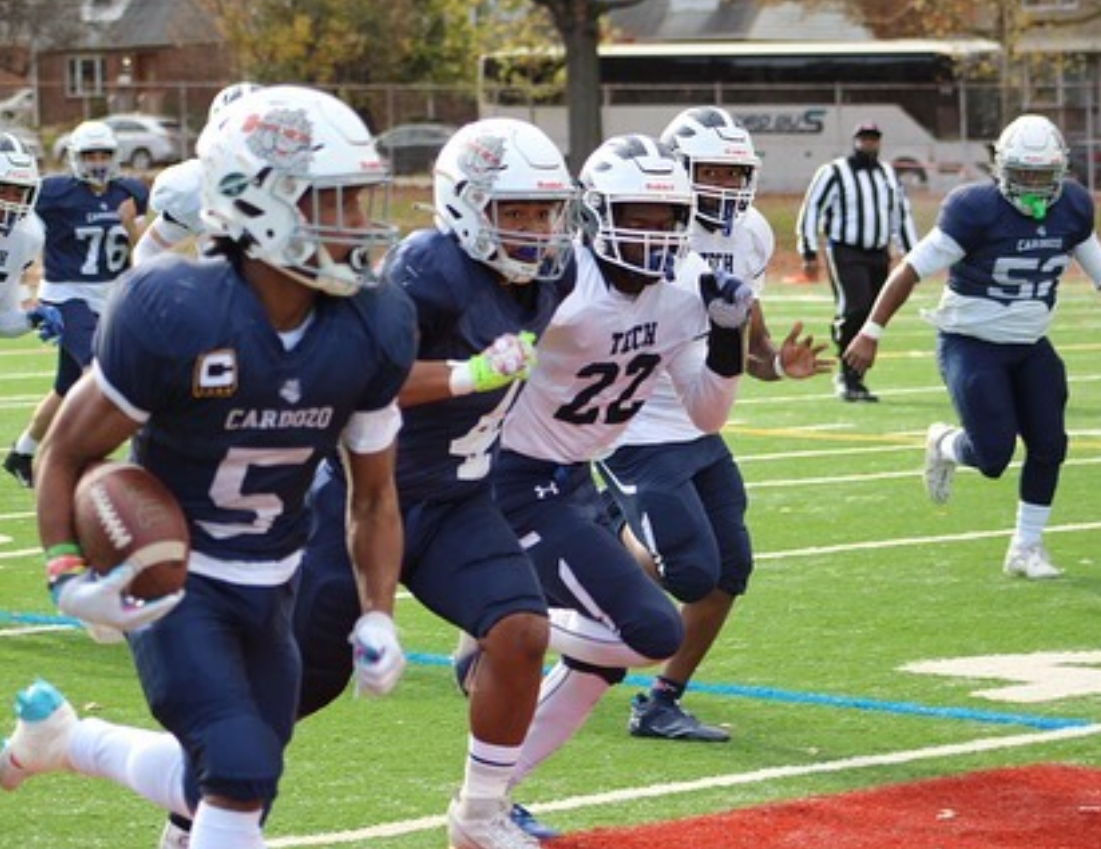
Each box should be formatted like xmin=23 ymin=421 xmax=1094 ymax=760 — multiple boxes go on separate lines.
xmin=450 ymin=331 xmax=537 ymax=395
xmin=27 ymin=305 xmax=64 ymax=344
xmin=349 ymin=611 xmax=405 ymax=697
xmin=51 ymin=563 xmax=184 ymax=632
xmin=699 ymin=272 xmax=755 ymax=329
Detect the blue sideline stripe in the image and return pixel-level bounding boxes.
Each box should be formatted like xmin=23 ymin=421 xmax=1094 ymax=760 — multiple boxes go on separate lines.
xmin=3 ymin=616 xmax=1090 ymax=732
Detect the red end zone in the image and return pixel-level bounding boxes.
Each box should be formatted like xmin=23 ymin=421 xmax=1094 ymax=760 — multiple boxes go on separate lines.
xmin=554 ymin=764 xmax=1101 ymax=849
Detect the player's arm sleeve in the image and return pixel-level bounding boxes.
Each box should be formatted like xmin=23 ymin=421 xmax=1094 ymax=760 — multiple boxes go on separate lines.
xmin=906 ymin=227 xmax=965 ymax=280
xmin=1072 ymin=233 xmax=1101 ymax=289
xmin=343 ymin=403 xmax=403 ymax=454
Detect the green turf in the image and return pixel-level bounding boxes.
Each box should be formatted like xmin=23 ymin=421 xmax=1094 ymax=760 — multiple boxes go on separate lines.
xmin=1 ymin=255 xmax=1099 ymax=848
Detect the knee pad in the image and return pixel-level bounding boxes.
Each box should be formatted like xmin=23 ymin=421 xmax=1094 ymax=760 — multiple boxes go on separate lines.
xmin=563 ymin=655 xmax=626 ymax=686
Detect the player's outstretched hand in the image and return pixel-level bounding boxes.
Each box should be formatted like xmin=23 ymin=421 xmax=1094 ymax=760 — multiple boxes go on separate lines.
xmin=52 ymin=564 xmax=184 ymax=632
xmin=699 ymin=272 xmax=756 ymax=329
xmin=350 ymin=611 xmax=406 ymax=697
xmin=777 ymin=321 xmax=833 ymax=379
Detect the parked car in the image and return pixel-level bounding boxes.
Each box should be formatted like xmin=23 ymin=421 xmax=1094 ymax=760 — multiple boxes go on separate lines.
xmin=53 ymin=113 xmax=189 ymax=171
xmin=375 ymin=122 xmax=457 ymax=175
xmin=0 ymin=123 xmax=44 ymax=162
xmin=0 ymin=88 xmax=35 ymax=124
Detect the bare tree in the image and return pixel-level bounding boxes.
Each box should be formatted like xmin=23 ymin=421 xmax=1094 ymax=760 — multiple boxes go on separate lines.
xmin=530 ymin=0 xmax=648 ymax=170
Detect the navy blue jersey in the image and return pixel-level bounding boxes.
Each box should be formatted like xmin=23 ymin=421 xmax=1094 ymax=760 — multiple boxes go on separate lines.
xmin=939 ymin=180 xmax=1094 ymax=308
xmin=36 ymin=174 xmax=148 ymax=283
xmin=387 ymin=229 xmax=575 ymax=503
xmin=95 ymin=254 xmax=416 ymax=566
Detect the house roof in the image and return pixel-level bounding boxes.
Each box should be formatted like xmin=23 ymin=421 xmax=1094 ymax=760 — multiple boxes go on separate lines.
xmin=609 ymin=0 xmax=872 ymax=42
xmin=78 ymin=0 xmax=220 ymax=50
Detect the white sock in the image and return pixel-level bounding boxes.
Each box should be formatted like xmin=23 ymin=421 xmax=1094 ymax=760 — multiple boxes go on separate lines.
xmin=460 ymin=735 xmax=521 ymax=802
xmin=1012 ymin=501 xmax=1050 ymax=549
xmin=68 ymin=718 xmax=190 ymax=817
xmin=513 ymin=660 xmax=610 ymax=786
xmin=190 ymin=801 xmax=264 ymax=849
xmin=940 ymin=428 xmax=964 ymax=464
xmin=13 ymin=433 xmax=36 ymax=455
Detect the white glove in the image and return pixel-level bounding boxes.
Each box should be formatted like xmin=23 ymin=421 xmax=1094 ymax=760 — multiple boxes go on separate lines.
xmin=449 ymin=331 xmax=537 ymax=395
xmin=349 ymin=611 xmax=405 ymax=697
xmin=700 ymin=272 xmax=756 ymax=329
xmin=52 ymin=564 xmax=184 ymax=632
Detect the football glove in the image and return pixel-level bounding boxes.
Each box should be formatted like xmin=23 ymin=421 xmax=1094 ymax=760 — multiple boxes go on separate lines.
xmin=699 ymin=272 xmax=755 ymax=329
xmin=27 ymin=305 xmax=63 ymax=344
xmin=51 ymin=564 xmax=184 ymax=632
xmin=349 ymin=611 xmax=405 ymax=697
xmin=450 ymin=331 xmax=537 ymax=395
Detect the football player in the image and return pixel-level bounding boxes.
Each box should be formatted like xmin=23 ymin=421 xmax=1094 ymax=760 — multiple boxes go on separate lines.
xmin=4 ymin=119 xmax=148 ymax=487
xmin=844 ymin=114 xmax=1101 ymax=580
xmin=492 ymin=135 xmax=751 ymax=804
xmin=292 ymin=117 xmax=577 ymax=849
xmin=0 ymin=86 xmax=416 ymax=849
xmin=0 ymin=133 xmax=63 ymax=345
xmin=597 ymin=107 xmax=830 ymax=743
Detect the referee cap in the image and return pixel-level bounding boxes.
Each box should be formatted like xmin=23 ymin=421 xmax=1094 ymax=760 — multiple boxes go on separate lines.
xmin=853 ymin=122 xmax=883 ymax=138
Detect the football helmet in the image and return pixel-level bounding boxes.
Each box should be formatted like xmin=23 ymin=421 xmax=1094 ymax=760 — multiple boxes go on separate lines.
xmin=0 ymin=133 xmax=39 ymax=229
xmin=993 ymin=114 xmax=1068 ymax=220
xmin=198 ymin=85 xmax=397 ymax=296
xmin=434 ymin=117 xmax=576 ymax=282
xmin=67 ymin=120 xmax=119 ymax=186
xmin=578 ymin=134 xmax=691 ymax=281
xmin=207 ymin=82 xmax=263 ymax=124
xmin=661 ymin=106 xmax=760 ymax=233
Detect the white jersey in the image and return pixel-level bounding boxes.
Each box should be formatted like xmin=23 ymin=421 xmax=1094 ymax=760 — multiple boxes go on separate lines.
xmin=616 ymin=208 xmax=775 ymax=446
xmin=149 ymin=158 xmax=203 ymax=234
xmin=0 ymin=214 xmax=44 ymax=337
xmin=501 ymin=246 xmax=742 ymax=464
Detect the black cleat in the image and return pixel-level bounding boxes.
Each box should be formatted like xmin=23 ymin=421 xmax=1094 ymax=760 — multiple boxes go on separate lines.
xmin=2 ymin=449 xmax=32 ymax=488
xmin=834 ymin=374 xmax=879 ymax=403
xmin=628 ymin=693 xmax=730 ymax=742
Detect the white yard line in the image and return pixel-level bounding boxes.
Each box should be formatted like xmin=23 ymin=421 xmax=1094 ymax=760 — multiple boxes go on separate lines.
xmin=266 ymin=723 xmax=1101 ymax=847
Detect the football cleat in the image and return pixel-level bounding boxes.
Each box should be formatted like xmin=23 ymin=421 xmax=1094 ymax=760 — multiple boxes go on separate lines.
xmin=2 ymin=448 xmax=32 ymax=488
xmin=1003 ymin=543 xmax=1063 ymax=580
xmin=158 ymin=818 xmax=192 ymax=849
xmin=448 ymin=794 xmax=541 ymax=849
xmin=834 ymin=373 xmax=878 ymax=403
xmin=924 ymin=423 xmax=958 ymax=505
xmin=510 ymin=803 xmax=560 ymax=840
xmin=628 ymin=693 xmax=730 ymax=742
xmin=0 ymin=679 xmax=77 ymax=791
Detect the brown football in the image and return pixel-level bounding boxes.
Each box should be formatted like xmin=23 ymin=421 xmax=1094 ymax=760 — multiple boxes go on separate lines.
xmin=73 ymin=461 xmax=190 ymax=600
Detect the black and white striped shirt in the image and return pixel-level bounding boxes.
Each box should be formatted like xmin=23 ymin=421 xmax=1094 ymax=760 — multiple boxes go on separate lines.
xmin=795 ymin=156 xmax=918 ymax=258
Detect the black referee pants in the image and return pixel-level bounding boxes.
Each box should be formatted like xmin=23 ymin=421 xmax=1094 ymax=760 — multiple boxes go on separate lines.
xmin=825 ymin=242 xmax=891 ymax=379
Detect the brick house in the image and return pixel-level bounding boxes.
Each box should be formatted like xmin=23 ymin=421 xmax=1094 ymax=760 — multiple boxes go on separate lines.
xmin=34 ymin=0 xmax=235 ymax=132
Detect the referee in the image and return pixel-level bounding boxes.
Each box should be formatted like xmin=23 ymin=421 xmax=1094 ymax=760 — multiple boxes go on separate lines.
xmin=796 ymin=122 xmax=919 ymax=401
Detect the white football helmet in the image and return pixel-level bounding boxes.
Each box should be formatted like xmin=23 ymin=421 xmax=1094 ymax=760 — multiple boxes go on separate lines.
xmin=68 ymin=119 xmax=119 ymax=186
xmin=198 ymin=85 xmax=397 ymax=296
xmin=661 ymin=106 xmax=760 ymax=233
xmin=434 ymin=117 xmax=576 ymax=282
xmin=993 ymin=114 xmax=1069 ymax=219
xmin=207 ymin=82 xmax=263 ymax=124
xmin=578 ymin=134 xmax=691 ymax=281
xmin=0 ymin=133 xmax=39 ymax=229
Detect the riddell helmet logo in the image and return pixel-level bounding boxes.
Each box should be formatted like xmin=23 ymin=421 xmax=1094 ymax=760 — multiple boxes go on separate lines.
xmin=645 ymin=181 xmax=677 ymax=191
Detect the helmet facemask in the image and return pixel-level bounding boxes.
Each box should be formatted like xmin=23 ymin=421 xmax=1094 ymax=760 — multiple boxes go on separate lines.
xmin=0 ymin=135 xmax=38 ymax=231
xmin=690 ymin=163 xmax=757 ymax=235
xmin=584 ymin=194 xmax=691 ymax=283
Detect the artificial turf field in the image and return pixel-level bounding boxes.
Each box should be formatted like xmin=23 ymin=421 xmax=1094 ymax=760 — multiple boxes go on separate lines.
xmin=1 ymin=263 xmax=1100 ymax=848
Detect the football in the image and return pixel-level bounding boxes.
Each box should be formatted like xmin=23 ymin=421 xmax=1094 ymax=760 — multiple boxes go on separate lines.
xmin=73 ymin=461 xmax=190 ymax=600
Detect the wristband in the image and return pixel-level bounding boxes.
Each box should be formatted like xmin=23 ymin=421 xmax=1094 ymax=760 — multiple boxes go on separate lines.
xmin=447 ymin=360 xmax=475 ymax=396
xmin=861 ymin=321 xmax=884 ymax=341
xmin=45 ymin=542 xmax=83 ymax=559
xmin=772 ymin=353 xmax=787 ymax=379
xmin=46 ymin=553 xmax=87 ymax=585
